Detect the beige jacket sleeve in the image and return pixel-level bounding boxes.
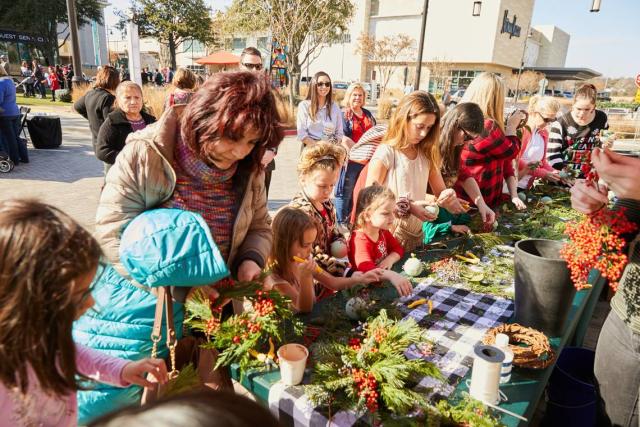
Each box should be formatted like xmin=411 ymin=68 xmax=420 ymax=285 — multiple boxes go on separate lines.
xmin=94 ymin=138 xmax=174 ymax=272
xmin=230 ymin=170 xmax=273 ymax=271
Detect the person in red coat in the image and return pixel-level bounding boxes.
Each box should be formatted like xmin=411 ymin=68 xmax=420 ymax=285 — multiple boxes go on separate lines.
xmin=47 ymin=66 xmax=60 ymax=102
xmin=453 ymin=72 xmax=527 ymax=210
xmin=516 ymin=95 xmax=562 ymax=190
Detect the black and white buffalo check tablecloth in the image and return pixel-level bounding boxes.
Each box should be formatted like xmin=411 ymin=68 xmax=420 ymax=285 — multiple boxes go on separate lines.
xmin=268 ymin=279 xmax=515 ymax=426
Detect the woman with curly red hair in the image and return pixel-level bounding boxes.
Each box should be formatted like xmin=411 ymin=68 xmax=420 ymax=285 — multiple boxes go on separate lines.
xmin=75 ymin=71 xmax=284 ymax=423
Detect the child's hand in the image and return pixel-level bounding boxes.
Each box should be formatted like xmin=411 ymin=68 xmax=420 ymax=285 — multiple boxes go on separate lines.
xmin=352 ymin=269 xmax=383 ymax=284
xmin=377 ymin=257 xmax=396 ymax=270
xmin=451 ymin=224 xmax=471 ymax=235
xmin=296 ymin=256 xmax=318 ymax=277
xmin=389 ymin=271 xmax=413 ymax=297
xmin=122 ymin=358 xmax=168 ymax=388
xmin=511 ymin=196 xmax=527 ymax=210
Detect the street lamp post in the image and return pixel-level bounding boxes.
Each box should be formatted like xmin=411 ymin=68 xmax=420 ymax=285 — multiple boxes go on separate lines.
xmin=414 ymin=0 xmax=429 ymax=90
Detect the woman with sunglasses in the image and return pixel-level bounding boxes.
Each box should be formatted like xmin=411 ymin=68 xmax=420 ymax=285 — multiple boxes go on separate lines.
xmin=547 ymin=83 xmax=610 ymax=178
xmin=297 ymin=71 xmax=343 ymax=148
xmin=439 ymin=102 xmax=495 ymax=225
xmin=515 ymin=95 xmax=562 ymax=190
xmin=454 ymin=72 xmax=527 ymax=210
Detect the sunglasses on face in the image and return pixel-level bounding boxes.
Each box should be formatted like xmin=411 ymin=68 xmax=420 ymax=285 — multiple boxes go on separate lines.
xmin=316 ymin=82 xmax=331 ymax=88
xmin=538 ymin=113 xmax=556 ymax=124
xmin=242 ymin=63 xmax=262 ymax=70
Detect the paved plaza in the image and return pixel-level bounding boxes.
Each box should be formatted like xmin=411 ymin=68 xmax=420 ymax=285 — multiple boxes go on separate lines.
xmin=0 ymin=105 xmax=302 ymax=231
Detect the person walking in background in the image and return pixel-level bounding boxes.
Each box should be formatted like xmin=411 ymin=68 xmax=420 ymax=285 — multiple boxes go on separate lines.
xmin=0 ymin=55 xmax=9 ymax=76
xmin=297 ymin=71 xmax=343 ymax=147
xmin=55 ymin=65 xmax=65 ymax=90
xmin=32 ymin=60 xmax=46 ymax=99
xmin=546 ymin=83 xmax=610 ymax=178
xmin=119 ymin=64 xmax=130 ymax=82
xmin=19 ymin=61 xmax=34 ymax=97
xmin=141 ymin=67 xmax=149 ymax=85
xmin=239 ymin=47 xmax=278 ymax=197
xmin=65 ymin=64 xmax=74 ymax=90
xmin=334 ymin=82 xmax=376 ymax=226
xmin=73 ymin=65 xmax=120 ymax=153
xmin=153 ymin=69 xmax=163 ymax=86
xmin=164 ymin=67 xmax=197 ymax=110
xmin=96 ymin=81 xmax=156 ymax=174
xmin=46 ymin=66 xmax=60 ymax=102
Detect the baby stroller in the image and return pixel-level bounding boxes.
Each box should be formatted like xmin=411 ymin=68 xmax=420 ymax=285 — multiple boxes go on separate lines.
xmin=0 ymin=150 xmax=14 ymax=173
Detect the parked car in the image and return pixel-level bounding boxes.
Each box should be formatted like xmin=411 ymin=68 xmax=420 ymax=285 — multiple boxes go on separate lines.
xmin=597 ymin=91 xmax=612 ymax=102
xmin=332 ymin=81 xmax=349 ymax=90
xmin=544 ymin=89 xmax=565 ymax=98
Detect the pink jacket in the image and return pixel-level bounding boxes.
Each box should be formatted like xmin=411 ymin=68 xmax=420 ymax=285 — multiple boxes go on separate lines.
xmin=0 ymin=344 xmax=129 ymax=427
xmin=516 ymin=126 xmax=555 ymax=190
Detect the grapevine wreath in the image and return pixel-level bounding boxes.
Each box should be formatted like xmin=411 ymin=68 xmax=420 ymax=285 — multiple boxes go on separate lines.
xmin=482 ymin=323 xmax=555 ymax=369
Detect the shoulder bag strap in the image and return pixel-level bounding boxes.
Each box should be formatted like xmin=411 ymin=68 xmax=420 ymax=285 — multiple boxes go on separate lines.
xmin=151 ymin=287 xmax=165 ymax=359
xmin=163 ymin=286 xmax=179 ymax=375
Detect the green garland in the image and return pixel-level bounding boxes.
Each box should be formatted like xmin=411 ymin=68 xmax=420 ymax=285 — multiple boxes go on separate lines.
xmin=305 ymin=309 xmax=442 ymax=423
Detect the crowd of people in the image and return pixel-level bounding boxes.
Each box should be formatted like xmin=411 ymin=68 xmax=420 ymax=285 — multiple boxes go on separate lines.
xmin=0 ymin=43 xmax=637 ymax=427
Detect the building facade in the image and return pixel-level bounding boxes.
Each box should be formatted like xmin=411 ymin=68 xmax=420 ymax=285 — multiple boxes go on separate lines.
xmin=304 ymin=0 xmax=570 ymax=94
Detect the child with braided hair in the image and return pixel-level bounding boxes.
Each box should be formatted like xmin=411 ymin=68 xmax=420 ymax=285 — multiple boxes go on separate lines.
xmin=288 ymin=142 xmax=364 ymax=299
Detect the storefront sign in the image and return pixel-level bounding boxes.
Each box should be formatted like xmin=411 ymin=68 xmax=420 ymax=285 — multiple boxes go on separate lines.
xmin=0 ymin=29 xmax=49 ymax=44
xmin=501 ymin=10 xmax=521 ymax=38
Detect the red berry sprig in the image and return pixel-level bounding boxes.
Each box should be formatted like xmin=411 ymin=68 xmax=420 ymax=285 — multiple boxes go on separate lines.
xmin=253 ymin=290 xmax=276 ymax=317
xmin=352 ymin=368 xmax=379 ymax=413
xmin=561 ymin=207 xmax=637 ymax=290
xmin=348 ymin=338 xmax=362 ymax=351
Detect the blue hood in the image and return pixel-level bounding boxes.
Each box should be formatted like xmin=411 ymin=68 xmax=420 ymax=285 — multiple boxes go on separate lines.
xmin=119 ymin=208 xmax=229 ymax=287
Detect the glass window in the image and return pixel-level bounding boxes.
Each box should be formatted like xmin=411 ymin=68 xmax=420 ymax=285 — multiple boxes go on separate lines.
xmin=257 ymin=37 xmax=268 ymax=51
xmin=370 ymin=0 xmax=379 ymax=16
xmin=232 ymin=38 xmax=246 ymax=50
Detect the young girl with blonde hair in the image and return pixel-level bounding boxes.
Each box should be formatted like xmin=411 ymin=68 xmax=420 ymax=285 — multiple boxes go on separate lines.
xmin=360 ymin=91 xmax=464 ymax=250
xmin=269 ymin=207 xmax=382 ymax=312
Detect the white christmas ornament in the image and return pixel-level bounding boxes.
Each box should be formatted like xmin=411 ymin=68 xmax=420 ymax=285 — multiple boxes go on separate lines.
xmin=425 ymin=205 xmax=439 ymax=216
xmin=345 ymin=297 xmax=367 ymax=320
xmin=403 ymin=254 xmax=424 ymax=277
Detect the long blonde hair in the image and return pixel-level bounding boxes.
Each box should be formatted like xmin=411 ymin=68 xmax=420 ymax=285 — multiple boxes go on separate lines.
xmin=383 ymin=91 xmax=441 ymax=166
xmin=527 ymin=95 xmax=560 ymax=116
xmin=342 ymin=83 xmax=367 ymax=108
xmin=461 ymin=72 xmax=505 ymax=131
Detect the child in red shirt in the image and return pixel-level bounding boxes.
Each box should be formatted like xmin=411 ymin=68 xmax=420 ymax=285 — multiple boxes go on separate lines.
xmin=348 ymin=185 xmax=413 ymax=297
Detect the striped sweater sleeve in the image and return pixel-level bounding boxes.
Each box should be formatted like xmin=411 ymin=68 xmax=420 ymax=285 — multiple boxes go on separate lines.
xmin=546 ymin=121 xmax=565 ymax=170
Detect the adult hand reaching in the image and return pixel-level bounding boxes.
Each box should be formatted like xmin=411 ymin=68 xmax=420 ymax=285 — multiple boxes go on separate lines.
xmin=592 ymin=148 xmax=640 ymax=201
xmin=237 ymin=260 xmax=262 ymax=282
xmin=570 ymin=179 xmax=609 ymax=214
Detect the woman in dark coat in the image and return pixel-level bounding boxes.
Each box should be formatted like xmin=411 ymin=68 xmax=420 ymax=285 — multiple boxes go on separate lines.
xmin=74 ymin=65 xmax=120 ymax=151
xmin=96 ymin=81 xmax=155 ymax=173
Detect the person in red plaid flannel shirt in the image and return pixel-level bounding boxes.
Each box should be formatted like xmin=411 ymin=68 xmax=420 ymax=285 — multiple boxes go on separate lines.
xmin=453 ymin=72 xmax=527 ymax=210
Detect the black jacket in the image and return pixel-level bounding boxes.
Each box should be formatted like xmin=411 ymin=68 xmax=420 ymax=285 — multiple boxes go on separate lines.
xmin=73 ymin=88 xmax=116 ymax=145
xmin=96 ymin=109 xmax=156 ymax=164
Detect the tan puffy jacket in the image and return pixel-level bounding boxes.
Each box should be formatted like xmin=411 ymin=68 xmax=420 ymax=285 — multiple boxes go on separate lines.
xmin=95 ymin=104 xmax=272 ymax=280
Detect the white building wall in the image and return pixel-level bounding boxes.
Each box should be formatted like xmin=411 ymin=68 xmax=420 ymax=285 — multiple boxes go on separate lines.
xmin=532 ymin=25 xmax=569 ymax=67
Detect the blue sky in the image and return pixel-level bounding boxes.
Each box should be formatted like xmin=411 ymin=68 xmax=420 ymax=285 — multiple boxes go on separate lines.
xmin=104 ymin=0 xmax=638 ymax=78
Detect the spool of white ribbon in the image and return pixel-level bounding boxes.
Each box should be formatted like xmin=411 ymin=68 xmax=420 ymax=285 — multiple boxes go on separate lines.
xmin=469 ymin=345 xmax=505 ymax=405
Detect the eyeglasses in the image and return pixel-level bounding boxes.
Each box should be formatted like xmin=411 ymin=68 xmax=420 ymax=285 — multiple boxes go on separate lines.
xmin=537 ymin=112 xmax=556 ymax=124
xmin=460 ymin=128 xmax=476 ymax=141
xmin=316 ymin=82 xmax=331 ymax=88
xmin=241 ymin=63 xmax=263 ymax=70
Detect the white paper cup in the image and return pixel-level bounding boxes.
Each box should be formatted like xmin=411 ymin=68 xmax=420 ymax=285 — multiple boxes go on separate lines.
xmin=277 ymin=343 xmax=309 ymax=386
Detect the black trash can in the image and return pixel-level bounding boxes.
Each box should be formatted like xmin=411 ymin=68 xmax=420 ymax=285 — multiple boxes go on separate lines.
xmin=514 ymin=239 xmax=576 ymax=336
xmin=27 ymin=115 xmax=62 ymax=149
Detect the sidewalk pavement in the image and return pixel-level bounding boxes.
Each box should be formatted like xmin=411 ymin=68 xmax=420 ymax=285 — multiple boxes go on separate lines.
xmin=0 ymin=107 xmax=304 ymax=231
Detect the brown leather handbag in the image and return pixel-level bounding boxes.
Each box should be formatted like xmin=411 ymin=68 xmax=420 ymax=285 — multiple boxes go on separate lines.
xmin=141 ymin=286 xmax=232 ymax=404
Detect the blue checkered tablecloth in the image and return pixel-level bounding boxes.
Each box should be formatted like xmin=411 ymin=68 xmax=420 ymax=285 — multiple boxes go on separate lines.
xmin=268 ymin=279 xmax=515 ymax=426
